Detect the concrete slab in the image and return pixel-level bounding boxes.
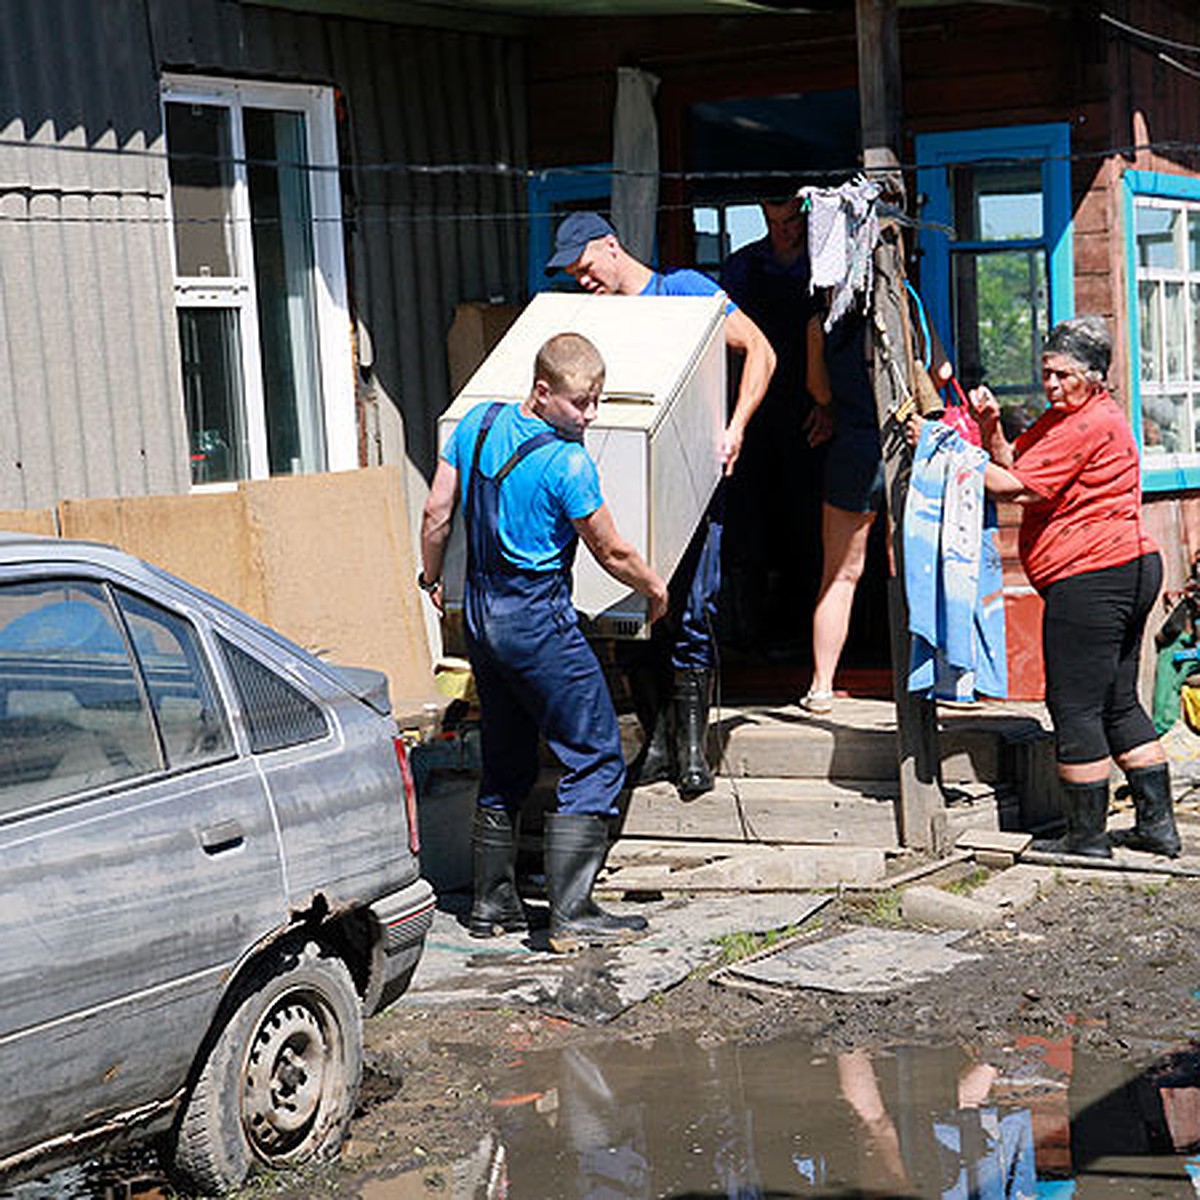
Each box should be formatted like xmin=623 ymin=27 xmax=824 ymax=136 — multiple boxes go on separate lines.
xmin=970 ymin=864 xmax=1055 ymax=910
xmin=722 ymin=925 xmax=981 ymax=995
xmin=400 ymin=893 xmax=830 ymax=1025
xmin=901 ymin=884 xmax=1003 ymax=931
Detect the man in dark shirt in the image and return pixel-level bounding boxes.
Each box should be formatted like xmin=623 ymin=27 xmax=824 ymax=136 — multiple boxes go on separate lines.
xmin=721 ymin=195 xmax=830 ymax=661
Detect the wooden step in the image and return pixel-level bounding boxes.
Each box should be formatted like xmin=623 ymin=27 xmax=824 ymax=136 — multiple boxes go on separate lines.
xmin=620 ymin=777 xmax=903 ymax=847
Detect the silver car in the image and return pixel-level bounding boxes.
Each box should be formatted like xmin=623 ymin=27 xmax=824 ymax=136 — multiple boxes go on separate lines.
xmin=0 ymin=534 xmax=435 ymax=1194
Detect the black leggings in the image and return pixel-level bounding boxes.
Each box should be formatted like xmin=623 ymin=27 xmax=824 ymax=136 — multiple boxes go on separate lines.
xmin=1042 ymin=552 xmax=1161 ymax=764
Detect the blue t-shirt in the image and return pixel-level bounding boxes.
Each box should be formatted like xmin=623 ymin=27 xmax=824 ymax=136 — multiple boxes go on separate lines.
xmin=443 ymin=402 xmax=604 ymax=572
xmin=640 ymin=269 xmax=737 ymax=316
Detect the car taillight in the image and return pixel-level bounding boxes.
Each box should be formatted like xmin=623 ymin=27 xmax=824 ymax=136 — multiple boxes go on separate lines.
xmin=393 ymin=737 xmax=420 ymax=855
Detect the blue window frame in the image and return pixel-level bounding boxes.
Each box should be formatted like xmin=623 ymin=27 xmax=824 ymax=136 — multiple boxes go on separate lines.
xmin=527 ymin=164 xmax=613 ymax=296
xmin=916 ymin=124 xmax=1073 ymax=429
xmin=1124 ymin=170 xmax=1200 ymax=492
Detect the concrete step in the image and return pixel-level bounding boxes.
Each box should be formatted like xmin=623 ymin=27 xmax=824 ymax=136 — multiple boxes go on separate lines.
xmin=617 ymin=776 xmax=1011 ymax=848
xmin=704 ymin=701 xmax=1048 ymax=786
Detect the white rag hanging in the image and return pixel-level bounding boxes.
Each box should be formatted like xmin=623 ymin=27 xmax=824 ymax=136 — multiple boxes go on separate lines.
xmin=799 ymin=176 xmax=882 ymax=330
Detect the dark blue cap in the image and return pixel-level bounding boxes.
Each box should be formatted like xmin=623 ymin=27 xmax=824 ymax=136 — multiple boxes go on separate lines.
xmin=545 ymin=211 xmax=617 ymax=275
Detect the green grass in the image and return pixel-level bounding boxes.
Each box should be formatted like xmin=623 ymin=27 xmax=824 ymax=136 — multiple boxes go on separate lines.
xmin=712 ymin=924 xmax=803 ymax=966
xmin=940 ymin=868 xmax=990 ymax=896
xmin=859 ymin=891 xmax=903 ymax=926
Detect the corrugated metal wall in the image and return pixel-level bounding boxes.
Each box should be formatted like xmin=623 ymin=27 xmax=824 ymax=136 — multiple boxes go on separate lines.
xmin=0 ymin=0 xmax=528 ymax=509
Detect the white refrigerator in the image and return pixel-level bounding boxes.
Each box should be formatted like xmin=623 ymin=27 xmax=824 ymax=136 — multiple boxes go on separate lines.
xmin=437 ymin=291 xmax=728 ymax=638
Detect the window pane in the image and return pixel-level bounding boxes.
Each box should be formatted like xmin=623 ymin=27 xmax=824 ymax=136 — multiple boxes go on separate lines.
xmin=1190 ymin=212 xmax=1200 ymax=273
xmin=179 ymin=308 xmax=248 ymax=484
xmin=1136 ymin=205 xmax=1180 ymax=270
xmin=245 ymin=108 xmax=327 ymax=476
xmin=0 ymin=582 xmax=160 ymax=812
xmin=166 ymin=102 xmax=236 ymax=277
xmin=115 ymin=591 xmax=232 ymax=770
xmin=1139 ymin=280 xmax=1161 ymax=384
xmin=726 ymin=204 xmax=766 ymax=255
xmin=1165 ymin=281 xmax=1186 ymax=382
xmin=951 ymin=248 xmax=1047 ymax=399
xmin=1193 ymin=283 xmax=1200 ymax=384
xmin=1143 ymin=393 xmax=1188 ymax=454
xmin=218 ymin=637 xmax=328 ymax=753
xmin=951 ymin=164 xmax=1043 ymax=242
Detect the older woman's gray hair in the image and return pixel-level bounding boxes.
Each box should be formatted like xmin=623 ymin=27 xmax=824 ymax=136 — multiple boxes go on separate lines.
xmin=1044 ymin=315 xmax=1112 ymax=382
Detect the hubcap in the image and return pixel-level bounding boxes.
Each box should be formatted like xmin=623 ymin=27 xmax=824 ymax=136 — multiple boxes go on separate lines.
xmin=242 ymin=995 xmax=338 ymax=1157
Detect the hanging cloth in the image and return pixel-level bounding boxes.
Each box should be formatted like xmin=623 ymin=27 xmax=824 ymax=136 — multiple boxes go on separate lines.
xmin=801 ymin=176 xmax=881 ymax=330
xmin=905 ymin=420 xmax=1007 ymax=701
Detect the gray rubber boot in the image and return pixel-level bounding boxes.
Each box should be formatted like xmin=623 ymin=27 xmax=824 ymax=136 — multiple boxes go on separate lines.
xmin=1111 ymin=763 xmax=1182 ymax=858
xmin=544 ymin=812 xmax=648 ymax=953
xmin=468 ymin=807 xmax=529 ymax=938
xmin=675 ymin=668 xmax=714 ymax=798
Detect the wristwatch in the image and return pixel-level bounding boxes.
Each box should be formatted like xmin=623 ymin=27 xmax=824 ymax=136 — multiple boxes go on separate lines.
xmin=416 ymin=570 xmax=441 ymax=593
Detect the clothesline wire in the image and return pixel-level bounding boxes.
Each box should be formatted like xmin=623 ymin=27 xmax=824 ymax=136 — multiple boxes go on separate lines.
xmin=3 ymin=134 xmax=1200 ymax=182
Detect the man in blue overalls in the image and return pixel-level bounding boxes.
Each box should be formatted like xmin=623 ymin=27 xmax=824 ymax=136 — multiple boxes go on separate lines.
xmin=420 ymin=332 xmax=668 ymax=953
xmin=546 ymin=212 xmax=776 ymax=798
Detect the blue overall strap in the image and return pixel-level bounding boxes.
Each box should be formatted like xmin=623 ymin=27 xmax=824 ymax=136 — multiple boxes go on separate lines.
xmin=494 ymin=429 xmax=559 ymax=482
xmin=466 ymin=402 xmax=507 ymax=515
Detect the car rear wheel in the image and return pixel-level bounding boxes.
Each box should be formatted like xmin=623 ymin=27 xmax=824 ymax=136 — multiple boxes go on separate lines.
xmin=166 ymin=940 xmax=363 ymax=1195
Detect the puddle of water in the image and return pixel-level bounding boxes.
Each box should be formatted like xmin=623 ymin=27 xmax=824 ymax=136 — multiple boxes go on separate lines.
xmin=12 ymin=1037 xmax=1200 ymax=1198
xmin=476 ymin=1035 xmax=1200 ymax=1199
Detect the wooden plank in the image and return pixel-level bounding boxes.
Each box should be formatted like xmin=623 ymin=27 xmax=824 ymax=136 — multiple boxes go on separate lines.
xmin=602 ymin=845 xmax=886 ymax=892
xmin=621 ymin=778 xmax=901 ymax=846
xmin=956 ymin=829 xmax=1033 ymax=855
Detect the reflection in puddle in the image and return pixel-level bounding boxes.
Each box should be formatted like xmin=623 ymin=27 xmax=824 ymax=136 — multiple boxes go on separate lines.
xmin=483 ymin=1035 xmax=1200 ymax=1198
xmin=11 ymin=1038 xmax=1200 ymax=1198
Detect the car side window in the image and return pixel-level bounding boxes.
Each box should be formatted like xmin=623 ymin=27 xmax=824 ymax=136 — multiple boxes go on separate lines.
xmin=0 ymin=581 xmax=161 ymax=813
xmin=114 ymin=589 xmax=233 ymax=770
xmin=217 ymin=636 xmax=329 ymax=753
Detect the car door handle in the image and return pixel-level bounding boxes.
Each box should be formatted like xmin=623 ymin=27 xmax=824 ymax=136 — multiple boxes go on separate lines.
xmin=199 ymin=820 xmax=245 ymax=855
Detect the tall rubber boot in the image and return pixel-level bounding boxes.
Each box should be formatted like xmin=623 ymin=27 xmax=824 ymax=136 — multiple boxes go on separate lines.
xmin=627 ymin=662 xmax=675 ymax=787
xmin=675 ymin=668 xmax=714 ymax=798
xmin=1111 ymin=763 xmax=1182 ymax=857
xmin=544 ymin=812 xmax=648 ymax=953
xmin=468 ymin=807 xmax=529 ymax=938
xmin=1034 ymin=780 xmax=1112 ymax=858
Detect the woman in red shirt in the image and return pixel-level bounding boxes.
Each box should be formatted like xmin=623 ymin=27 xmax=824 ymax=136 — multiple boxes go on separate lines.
xmin=969 ymin=315 xmax=1180 ymax=859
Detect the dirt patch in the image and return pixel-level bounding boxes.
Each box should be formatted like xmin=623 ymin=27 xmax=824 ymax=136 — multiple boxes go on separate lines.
xmin=261 ymin=875 xmax=1200 ymax=1196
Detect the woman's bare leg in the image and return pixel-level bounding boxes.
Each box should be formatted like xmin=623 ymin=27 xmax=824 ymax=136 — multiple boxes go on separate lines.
xmin=809 ymin=502 xmax=877 ymax=696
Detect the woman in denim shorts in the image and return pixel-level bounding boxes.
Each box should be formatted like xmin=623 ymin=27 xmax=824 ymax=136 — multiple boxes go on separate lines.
xmin=799 ymin=305 xmax=882 ymax=712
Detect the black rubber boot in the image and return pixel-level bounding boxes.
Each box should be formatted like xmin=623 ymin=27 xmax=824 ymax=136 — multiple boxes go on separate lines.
xmin=1034 ymin=780 xmax=1112 ymax=858
xmin=544 ymin=812 xmax=648 ymax=953
xmin=627 ymin=661 xmax=676 ymax=787
xmin=468 ymin=807 xmax=529 ymax=938
xmin=1111 ymin=763 xmax=1182 ymax=858
xmin=675 ymin=668 xmax=714 ymax=798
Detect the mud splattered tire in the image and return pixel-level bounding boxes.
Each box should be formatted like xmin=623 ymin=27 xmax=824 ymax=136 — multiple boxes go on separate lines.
xmin=165 ymin=941 xmax=363 ymax=1195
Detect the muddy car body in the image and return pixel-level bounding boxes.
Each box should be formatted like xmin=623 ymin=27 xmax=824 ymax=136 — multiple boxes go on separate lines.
xmin=0 ymin=535 xmax=434 ymax=1193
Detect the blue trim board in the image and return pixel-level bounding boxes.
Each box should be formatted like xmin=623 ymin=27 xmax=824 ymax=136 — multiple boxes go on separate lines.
xmin=915 ymin=123 xmax=1074 ymax=365
xmin=1123 ymin=169 xmax=1200 ymax=492
xmin=526 ymin=164 xmax=613 ymax=297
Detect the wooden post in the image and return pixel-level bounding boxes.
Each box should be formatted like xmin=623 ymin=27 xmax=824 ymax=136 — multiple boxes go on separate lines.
xmin=856 ymin=0 xmax=944 ymax=850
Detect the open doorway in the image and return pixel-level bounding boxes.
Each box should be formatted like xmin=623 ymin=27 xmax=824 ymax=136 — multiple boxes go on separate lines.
xmin=682 ymin=89 xmax=891 ymax=702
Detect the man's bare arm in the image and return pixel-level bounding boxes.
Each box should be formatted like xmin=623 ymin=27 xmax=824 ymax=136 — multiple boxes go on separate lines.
xmin=720 ymin=306 xmax=777 ymax=475
xmin=419 ymin=459 xmax=459 ymax=614
xmin=573 ymin=504 xmax=668 ymax=623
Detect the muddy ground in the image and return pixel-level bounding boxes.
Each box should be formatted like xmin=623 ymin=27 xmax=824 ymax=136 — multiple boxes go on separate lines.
xmin=261 ymin=872 xmax=1200 ymax=1197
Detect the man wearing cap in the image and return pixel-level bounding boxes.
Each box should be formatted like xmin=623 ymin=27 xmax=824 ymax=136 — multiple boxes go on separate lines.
xmin=546 ymin=212 xmax=776 ymax=798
